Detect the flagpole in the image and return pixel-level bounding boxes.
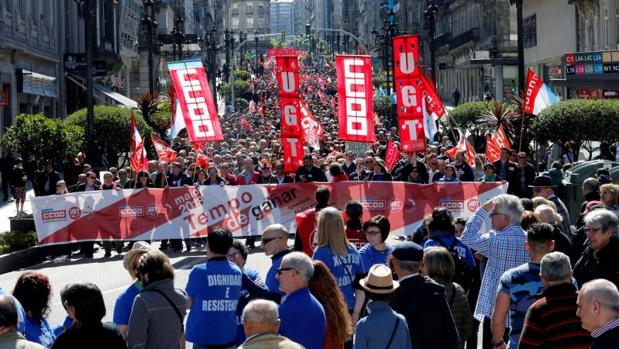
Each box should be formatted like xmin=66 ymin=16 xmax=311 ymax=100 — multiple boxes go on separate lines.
xmin=519 ymin=109 xmax=525 ymax=152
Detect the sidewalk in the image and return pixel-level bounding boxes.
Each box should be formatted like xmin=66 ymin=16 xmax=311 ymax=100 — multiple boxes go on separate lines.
xmin=0 ymin=185 xmax=34 ymax=233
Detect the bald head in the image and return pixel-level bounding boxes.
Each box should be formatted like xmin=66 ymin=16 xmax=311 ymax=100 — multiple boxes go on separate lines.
xmin=534 ymin=204 xmax=561 ymax=225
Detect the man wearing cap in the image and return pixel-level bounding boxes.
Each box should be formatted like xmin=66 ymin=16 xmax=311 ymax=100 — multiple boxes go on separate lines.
xmin=355 ymin=264 xmax=412 ymax=349
xmin=113 ymin=241 xmax=151 ymax=337
xmin=532 ymin=175 xmax=572 ymax=234
xmin=389 ymin=241 xmax=458 ymax=349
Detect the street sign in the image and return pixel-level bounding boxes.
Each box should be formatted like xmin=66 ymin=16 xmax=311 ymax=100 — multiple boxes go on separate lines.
xmin=63 ymin=54 xmax=107 ymax=77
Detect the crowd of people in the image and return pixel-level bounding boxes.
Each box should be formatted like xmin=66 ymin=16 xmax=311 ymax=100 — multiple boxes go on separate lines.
xmin=1 ymin=56 xmax=619 ymax=349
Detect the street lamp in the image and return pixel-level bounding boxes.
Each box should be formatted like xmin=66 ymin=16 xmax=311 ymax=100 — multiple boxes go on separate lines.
xmin=238 ymin=31 xmax=247 ymax=65
xmin=224 ymin=28 xmax=232 ymax=81
xmin=75 ymin=0 xmax=98 ymax=167
xmin=254 ymin=30 xmax=259 ymax=71
xmin=173 ymin=16 xmax=185 ymax=60
xmin=205 ymin=28 xmax=218 ymax=98
xmin=424 ymin=1 xmax=439 ymax=83
xmin=142 ymin=0 xmax=158 ymax=94
xmin=305 ymin=24 xmax=313 ymax=64
xmin=510 ymin=0 xmax=525 ymax=94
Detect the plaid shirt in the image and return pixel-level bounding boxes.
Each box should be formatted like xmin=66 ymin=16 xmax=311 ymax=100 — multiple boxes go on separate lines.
xmin=460 ymin=208 xmax=529 ymax=326
xmin=592 ymin=318 xmax=619 ymax=338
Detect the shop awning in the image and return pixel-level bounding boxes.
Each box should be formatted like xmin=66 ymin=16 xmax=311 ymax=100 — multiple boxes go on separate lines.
xmin=67 ymin=74 xmax=138 ymax=109
xmin=17 ymin=69 xmax=58 ymax=98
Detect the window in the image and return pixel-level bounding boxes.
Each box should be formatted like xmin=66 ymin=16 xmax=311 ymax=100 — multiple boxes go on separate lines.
xmin=232 ymin=17 xmax=239 ymax=29
xmin=30 ymin=0 xmax=38 ymax=25
xmin=604 ymin=7 xmax=609 ymax=49
xmin=17 ymin=0 xmax=24 ymax=18
xmin=246 ymin=17 xmax=254 ymax=29
xmin=523 ymin=14 xmax=537 ymax=48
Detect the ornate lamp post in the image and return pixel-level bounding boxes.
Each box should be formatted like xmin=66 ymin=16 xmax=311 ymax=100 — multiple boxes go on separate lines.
xmin=205 ymin=28 xmax=218 ymax=98
xmin=424 ymin=1 xmax=439 ymax=82
xmin=254 ymin=30 xmax=259 ymax=71
xmin=172 ymin=16 xmax=185 ymax=60
xmin=142 ymin=0 xmax=158 ymax=94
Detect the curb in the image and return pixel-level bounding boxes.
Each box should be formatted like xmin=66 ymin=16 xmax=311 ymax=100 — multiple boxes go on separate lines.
xmin=0 ymin=244 xmax=67 ymax=274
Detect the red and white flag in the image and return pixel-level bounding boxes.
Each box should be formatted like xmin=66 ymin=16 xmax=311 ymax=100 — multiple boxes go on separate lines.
xmin=167 ymin=60 xmax=224 ymax=142
xmin=151 ymin=134 xmax=177 ymax=163
xmin=446 ymin=135 xmax=476 ymax=167
xmin=384 ymin=140 xmax=401 ymax=172
xmin=241 ymin=116 xmax=251 ymax=131
xmin=130 ymin=113 xmax=148 ymax=171
xmin=300 ymin=100 xmax=322 ymax=148
xmin=195 ymin=149 xmax=210 ymax=169
xmin=283 ymin=137 xmax=304 ymax=173
xmin=485 ymin=134 xmax=502 ymax=163
xmin=493 ymin=124 xmax=512 ymax=150
xmin=336 ymin=55 xmax=375 ymax=142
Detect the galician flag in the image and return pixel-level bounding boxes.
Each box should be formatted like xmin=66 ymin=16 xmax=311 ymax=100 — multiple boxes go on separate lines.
xmin=524 ymin=68 xmax=560 ymax=115
xmin=167 ymin=99 xmax=186 ymax=140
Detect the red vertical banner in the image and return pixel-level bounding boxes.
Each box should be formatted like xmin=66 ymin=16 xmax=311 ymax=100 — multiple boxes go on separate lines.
xmin=275 ymin=56 xmax=304 ymax=172
xmin=384 ymin=140 xmax=401 ymax=172
xmin=167 ymin=60 xmax=224 ymax=143
xmin=392 ymin=35 xmax=426 ymax=153
xmin=335 ymin=55 xmax=376 ymax=142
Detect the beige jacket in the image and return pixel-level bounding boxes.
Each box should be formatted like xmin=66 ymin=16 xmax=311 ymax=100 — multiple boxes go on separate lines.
xmin=238 ymin=333 xmax=305 ymax=349
xmin=0 ymin=332 xmax=45 ymax=349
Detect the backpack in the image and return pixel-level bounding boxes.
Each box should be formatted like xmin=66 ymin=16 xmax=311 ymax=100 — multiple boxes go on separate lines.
xmin=436 ymin=237 xmax=474 ymax=291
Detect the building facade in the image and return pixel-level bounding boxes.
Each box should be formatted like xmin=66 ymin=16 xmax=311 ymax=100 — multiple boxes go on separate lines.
xmin=270 ymin=0 xmax=294 ymax=35
xmin=225 ymin=0 xmax=270 ymax=56
xmin=0 ymin=0 xmax=63 ymax=134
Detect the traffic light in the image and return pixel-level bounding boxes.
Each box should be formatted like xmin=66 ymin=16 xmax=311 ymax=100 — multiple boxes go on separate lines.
xmin=305 ymin=24 xmax=311 ymax=36
xmin=281 ymin=31 xmax=286 ymax=42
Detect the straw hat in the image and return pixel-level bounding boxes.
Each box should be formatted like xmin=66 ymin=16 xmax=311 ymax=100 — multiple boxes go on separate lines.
xmin=359 ymin=264 xmax=399 ymax=294
xmin=122 ymin=241 xmax=152 ymax=271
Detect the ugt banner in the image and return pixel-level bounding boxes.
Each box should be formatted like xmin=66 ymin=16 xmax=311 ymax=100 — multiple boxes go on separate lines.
xmin=336 ymin=55 xmax=375 ymax=143
xmin=168 ymin=60 xmax=224 ymax=143
xmin=275 ymin=56 xmax=304 ymax=172
xmin=32 ymin=182 xmax=507 ymax=245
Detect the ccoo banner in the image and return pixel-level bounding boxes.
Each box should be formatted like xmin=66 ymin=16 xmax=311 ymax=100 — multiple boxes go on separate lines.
xmin=336 ymin=55 xmax=375 ymax=143
xmin=32 ymin=182 xmax=507 ymax=244
xmin=168 ymin=60 xmax=223 ymax=143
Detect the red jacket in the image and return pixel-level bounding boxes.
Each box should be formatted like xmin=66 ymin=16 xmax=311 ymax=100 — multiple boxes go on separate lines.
xmin=237 ymin=171 xmax=261 ymax=185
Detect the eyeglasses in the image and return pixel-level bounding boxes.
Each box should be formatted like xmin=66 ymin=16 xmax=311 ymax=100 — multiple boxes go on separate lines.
xmin=276 ymin=267 xmax=296 ymax=275
xmin=586 ymin=227 xmax=604 ymax=234
xmin=261 ymin=236 xmax=281 ymax=245
xmin=365 ymin=229 xmax=381 ymax=236
xmin=227 ymin=251 xmax=242 ymax=259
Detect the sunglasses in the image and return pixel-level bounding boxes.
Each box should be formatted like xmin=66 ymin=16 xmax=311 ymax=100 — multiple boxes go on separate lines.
xmin=276 ymin=267 xmax=296 ymax=275
xmin=262 ymin=236 xmax=281 ymax=245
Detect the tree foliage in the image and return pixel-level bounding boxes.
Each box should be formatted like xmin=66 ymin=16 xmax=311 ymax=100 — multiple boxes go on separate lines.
xmin=234 ymin=69 xmax=251 ymax=81
xmin=373 ymin=96 xmax=391 ymax=118
xmin=530 ymin=99 xmax=619 ymax=149
xmin=65 ymin=106 xmax=153 ymax=168
xmin=448 ymin=101 xmax=489 ymax=132
xmin=0 ymin=114 xmax=84 ymax=165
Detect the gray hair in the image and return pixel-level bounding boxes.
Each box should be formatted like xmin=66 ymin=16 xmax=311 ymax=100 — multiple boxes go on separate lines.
xmin=582 ymin=177 xmax=600 ymax=194
xmin=262 ymin=224 xmax=289 ymax=238
xmin=540 ymin=252 xmax=572 ymax=282
xmin=241 ymin=299 xmax=279 ymax=325
xmin=535 ymin=204 xmax=562 ymax=225
xmin=584 ymin=209 xmax=618 ymax=236
xmin=493 ymin=194 xmax=524 ymax=226
xmin=281 ymin=252 xmax=314 ymax=283
xmin=580 ymin=279 xmax=619 ymax=314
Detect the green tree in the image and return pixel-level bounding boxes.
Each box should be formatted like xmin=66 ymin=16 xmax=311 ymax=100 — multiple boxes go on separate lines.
xmin=530 ymin=99 xmax=619 ymax=154
xmin=65 ymin=106 xmax=153 ymax=168
xmin=0 ymin=114 xmax=84 ymax=165
xmin=448 ymin=101 xmax=489 ymax=132
xmin=234 ymin=69 xmax=251 ymax=81
xmin=373 ymin=96 xmax=392 ymax=118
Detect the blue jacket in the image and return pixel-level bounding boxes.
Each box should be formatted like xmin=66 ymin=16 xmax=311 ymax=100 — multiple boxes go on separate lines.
xmin=354 ymin=300 xmax=412 ymax=349
xmin=424 ymin=233 xmax=477 ymax=268
xmin=279 ymin=287 xmax=326 ymax=349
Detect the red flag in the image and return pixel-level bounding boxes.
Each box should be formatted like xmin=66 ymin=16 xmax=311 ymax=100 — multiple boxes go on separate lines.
xmin=493 ymin=124 xmax=512 ymax=150
xmin=300 ymin=100 xmax=322 ymax=148
xmin=241 ymin=116 xmax=251 ymax=131
xmin=129 ymin=112 xmax=148 ymax=171
xmin=195 ymin=149 xmax=210 ymax=169
xmin=283 ymin=137 xmax=303 ymax=173
xmin=191 ymin=142 xmax=205 ymax=151
xmin=151 ymin=134 xmax=177 ymax=163
xmin=384 ymin=140 xmax=401 ymax=172
xmin=275 ymin=56 xmax=303 ymax=139
xmin=485 ymin=134 xmax=501 ymax=163
xmin=168 ymin=60 xmax=224 ymax=142
xmin=336 ymin=55 xmax=375 ymax=142
xmin=168 ymin=85 xmax=176 ymax=116
xmin=447 ymin=135 xmax=476 ymax=167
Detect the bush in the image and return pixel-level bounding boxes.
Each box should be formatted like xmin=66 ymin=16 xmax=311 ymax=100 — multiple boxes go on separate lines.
xmin=0 ymin=231 xmax=38 ymax=254
xmin=65 ymin=106 xmax=153 ymax=168
xmin=448 ymin=101 xmax=489 ymax=131
xmin=530 ymin=99 xmax=619 ymax=149
xmin=234 ymin=69 xmax=251 ymax=81
xmin=0 ymin=114 xmax=84 ymax=165
xmin=373 ymin=96 xmax=392 ymax=118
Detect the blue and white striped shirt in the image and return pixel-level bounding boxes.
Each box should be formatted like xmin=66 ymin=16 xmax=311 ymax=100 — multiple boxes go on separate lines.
xmin=460 ymin=207 xmax=529 ymax=327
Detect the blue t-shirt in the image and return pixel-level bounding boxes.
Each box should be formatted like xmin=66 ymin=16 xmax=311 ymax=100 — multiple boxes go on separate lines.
xmin=359 ymin=243 xmax=394 ymax=273
xmin=24 ymin=316 xmax=56 ymax=348
xmin=244 ymin=268 xmax=262 ymax=284
xmin=186 ymin=257 xmax=242 ymax=346
xmin=113 ymin=281 xmax=141 ymax=326
xmin=266 ymin=250 xmax=291 ymax=294
xmin=279 ymin=287 xmax=326 ymax=349
xmin=313 ymin=244 xmax=364 ymax=309
xmin=499 ymin=263 xmax=544 ymax=349
xmin=0 ymin=287 xmax=25 ymax=334
xmin=424 ymin=235 xmax=477 ymax=268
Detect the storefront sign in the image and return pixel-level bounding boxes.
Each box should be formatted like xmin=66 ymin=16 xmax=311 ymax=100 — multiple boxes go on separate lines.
xmin=565 ymin=50 xmax=619 ymax=76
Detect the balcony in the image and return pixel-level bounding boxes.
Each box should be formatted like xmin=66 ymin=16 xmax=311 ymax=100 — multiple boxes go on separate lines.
xmin=449 ymin=27 xmax=479 ymax=49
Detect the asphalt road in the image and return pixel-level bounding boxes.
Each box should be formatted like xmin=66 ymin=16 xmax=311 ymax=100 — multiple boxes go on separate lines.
xmin=0 ymin=240 xmax=273 ymax=328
